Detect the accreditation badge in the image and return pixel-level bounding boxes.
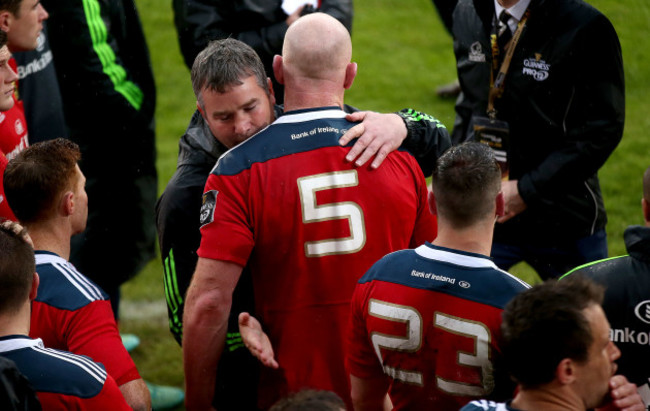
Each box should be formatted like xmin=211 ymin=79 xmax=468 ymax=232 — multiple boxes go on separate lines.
xmin=471 ymin=116 xmax=510 ymax=180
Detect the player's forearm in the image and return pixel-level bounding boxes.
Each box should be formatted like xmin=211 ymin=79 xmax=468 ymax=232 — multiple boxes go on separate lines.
xmin=118 ymin=379 xmax=151 ymax=411
xmin=183 ymin=283 xmax=231 ymax=410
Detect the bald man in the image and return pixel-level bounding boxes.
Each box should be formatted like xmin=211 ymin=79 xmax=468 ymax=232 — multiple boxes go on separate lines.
xmin=183 ymin=13 xmax=436 ymax=410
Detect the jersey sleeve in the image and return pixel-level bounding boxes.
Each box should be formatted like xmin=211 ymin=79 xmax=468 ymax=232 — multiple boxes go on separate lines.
xmin=346 ymin=281 xmax=385 ymax=380
xmin=48 ymin=372 xmax=131 ymax=411
xmin=197 ymin=172 xmax=254 ymax=266
xmin=45 ymin=0 xmax=151 ymax=124
xmin=84 ymin=373 xmax=132 ymax=410
xmin=64 ymin=300 xmax=140 ymax=386
xmin=409 ymin=160 xmax=437 ymax=247
xmin=397 ymin=108 xmax=451 ymax=177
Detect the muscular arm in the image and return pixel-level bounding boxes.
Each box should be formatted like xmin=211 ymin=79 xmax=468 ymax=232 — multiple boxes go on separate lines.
xmin=183 ymin=257 xmax=243 ymax=410
xmin=118 ymin=379 xmax=151 ymax=411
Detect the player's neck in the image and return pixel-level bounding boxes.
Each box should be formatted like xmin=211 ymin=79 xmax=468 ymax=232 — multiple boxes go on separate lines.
xmin=283 ymin=92 xmax=344 ymax=112
xmin=432 ymin=221 xmax=494 ymax=256
xmin=0 ymin=300 xmax=31 ymax=338
xmin=512 ymin=384 xmax=585 ymax=411
xmin=282 ymin=78 xmax=345 ymax=112
xmin=26 ymin=221 xmax=72 ymax=261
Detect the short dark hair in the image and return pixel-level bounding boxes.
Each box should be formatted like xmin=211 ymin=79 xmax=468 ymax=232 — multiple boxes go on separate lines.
xmin=0 ymin=221 xmax=34 ymax=314
xmin=431 ymin=142 xmax=501 ymax=228
xmin=0 ymin=0 xmax=21 ymax=17
xmin=191 ymin=38 xmax=268 ymax=108
xmin=500 ymin=275 xmax=604 ymax=388
xmin=643 ymin=167 xmax=650 ymax=201
xmin=4 ymin=138 xmax=81 ymax=224
xmin=0 ymin=30 xmax=7 ymax=50
xmin=270 ymin=389 xmax=346 ymax=411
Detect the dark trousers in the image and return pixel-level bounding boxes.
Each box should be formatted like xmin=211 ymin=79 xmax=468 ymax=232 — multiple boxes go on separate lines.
xmin=491 ymin=229 xmax=608 ymax=280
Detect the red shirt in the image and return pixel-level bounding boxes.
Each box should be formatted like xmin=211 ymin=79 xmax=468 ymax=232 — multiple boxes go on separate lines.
xmin=30 ymin=251 xmax=140 ymax=386
xmin=0 ymin=151 xmax=15 ymax=220
xmin=198 ymin=107 xmax=437 ymax=408
xmin=347 ymin=244 xmax=529 ymax=409
xmin=0 ymin=94 xmax=28 ymax=221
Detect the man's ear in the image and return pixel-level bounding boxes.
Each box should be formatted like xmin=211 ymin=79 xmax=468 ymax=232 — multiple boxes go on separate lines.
xmin=61 ymin=191 xmax=75 ymax=217
xmin=272 ymin=55 xmax=284 ymax=85
xmin=196 ymin=100 xmax=205 ymax=118
xmin=344 ymin=62 xmax=357 ymax=90
xmin=29 ymin=272 xmax=39 ymax=301
xmin=428 ymin=190 xmax=437 ymax=216
xmin=0 ymin=12 xmax=12 ymax=32
xmin=266 ymin=77 xmax=276 ymax=106
xmin=555 ymin=358 xmax=577 ymax=385
xmin=496 ymin=191 xmax=505 ymax=217
xmin=642 ymin=198 xmax=650 ymax=224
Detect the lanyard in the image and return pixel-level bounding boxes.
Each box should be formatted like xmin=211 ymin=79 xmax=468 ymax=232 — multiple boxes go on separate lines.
xmin=487 ymin=9 xmax=530 ymax=119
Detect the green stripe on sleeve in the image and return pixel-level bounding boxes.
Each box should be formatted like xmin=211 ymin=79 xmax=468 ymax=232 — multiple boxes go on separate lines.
xmin=81 ymin=0 xmax=144 ymax=110
xmin=163 ymin=249 xmax=184 ymax=334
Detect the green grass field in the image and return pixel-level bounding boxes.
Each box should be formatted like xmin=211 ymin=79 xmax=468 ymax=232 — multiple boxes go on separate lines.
xmin=122 ymin=0 xmax=650 ymax=407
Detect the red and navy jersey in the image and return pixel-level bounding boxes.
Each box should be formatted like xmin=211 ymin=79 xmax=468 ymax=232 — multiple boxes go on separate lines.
xmin=198 ymin=107 xmax=436 ymax=408
xmin=0 ymin=96 xmax=28 ymax=222
xmin=0 ymin=96 xmax=28 ymax=160
xmin=0 ymin=336 xmax=130 ymax=410
xmin=30 ymin=251 xmax=140 ymax=386
xmin=347 ymin=243 xmax=529 ymax=410
xmin=0 ymin=151 xmax=15 ymax=221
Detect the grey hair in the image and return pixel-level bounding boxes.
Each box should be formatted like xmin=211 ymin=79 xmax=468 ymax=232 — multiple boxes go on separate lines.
xmin=191 ymin=38 xmax=268 ymax=108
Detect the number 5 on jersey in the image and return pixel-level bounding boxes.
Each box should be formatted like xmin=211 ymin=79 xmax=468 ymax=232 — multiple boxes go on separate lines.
xmin=298 ymin=170 xmax=367 ymax=257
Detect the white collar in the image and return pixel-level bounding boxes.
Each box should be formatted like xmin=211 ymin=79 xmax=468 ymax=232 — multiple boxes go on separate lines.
xmin=273 ymin=108 xmax=347 ymax=125
xmin=414 ymin=244 xmax=497 ymax=269
xmin=34 ymin=251 xmax=66 ymax=266
xmin=494 ymin=0 xmax=531 ymax=23
xmin=0 ymin=336 xmax=43 ymax=353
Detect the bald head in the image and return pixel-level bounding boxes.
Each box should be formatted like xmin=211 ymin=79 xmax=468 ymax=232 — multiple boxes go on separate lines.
xmin=282 ymin=13 xmax=352 ymax=81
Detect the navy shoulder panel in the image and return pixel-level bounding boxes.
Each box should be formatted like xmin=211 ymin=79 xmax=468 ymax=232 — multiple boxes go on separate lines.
xmin=213 ymin=116 xmax=354 ymax=176
xmin=4 ymin=347 xmax=106 ymax=398
xmin=35 ymin=262 xmax=108 ymax=311
xmin=360 ymin=249 xmax=528 ymax=309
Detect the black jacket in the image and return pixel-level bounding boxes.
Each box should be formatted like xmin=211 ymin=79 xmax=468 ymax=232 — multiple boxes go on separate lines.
xmin=43 ymin=0 xmax=156 ymax=134
xmin=452 ymin=0 xmax=624 ymax=244
xmin=173 ymin=0 xmax=354 ymax=70
xmin=43 ymin=0 xmax=158 ymax=289
xmin=564 ymin=225 xmax=650 ymax=391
